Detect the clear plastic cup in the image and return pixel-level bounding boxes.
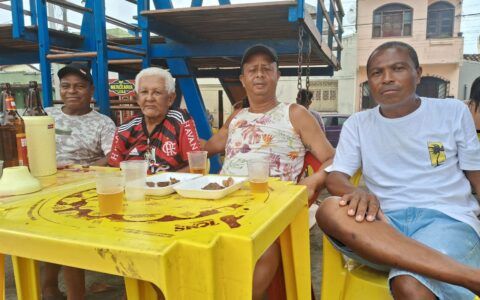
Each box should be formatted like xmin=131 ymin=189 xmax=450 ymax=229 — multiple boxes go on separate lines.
xmin=187 ymin=151 xmax=208 ymax=175
xmin=120 ymin=160 xmax=148 ymax=201
xmin=95 ymin=171 xmax=124 ymax=214
xmin=247 ymin=159 xmax=270 ymax=193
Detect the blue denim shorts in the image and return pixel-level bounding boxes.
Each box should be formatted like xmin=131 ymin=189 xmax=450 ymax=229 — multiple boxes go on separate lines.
xmin=329 ymin=207 xmax=480 ymax=300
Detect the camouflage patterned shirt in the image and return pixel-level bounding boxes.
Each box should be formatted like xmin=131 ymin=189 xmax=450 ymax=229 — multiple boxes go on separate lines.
xmin=45 ymin=107 xmax=116 ymax=166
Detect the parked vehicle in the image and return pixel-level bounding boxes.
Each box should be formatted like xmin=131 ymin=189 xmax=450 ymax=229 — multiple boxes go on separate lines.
xmin=321 ymin=114 xmax=350 ymax=147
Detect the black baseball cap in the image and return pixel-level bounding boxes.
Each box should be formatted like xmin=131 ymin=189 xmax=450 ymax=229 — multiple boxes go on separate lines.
xmin=57 ymin=63 xmax=93 ymax=84
xmin=240 ymin=44 xmax=279 ymax=71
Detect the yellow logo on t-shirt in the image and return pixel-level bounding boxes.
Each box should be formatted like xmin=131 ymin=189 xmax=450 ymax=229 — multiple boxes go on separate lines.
xmin=428 ymin=142 xmax=446 ymax=167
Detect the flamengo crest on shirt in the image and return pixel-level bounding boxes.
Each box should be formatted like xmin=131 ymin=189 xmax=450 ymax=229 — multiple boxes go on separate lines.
xmin=162 ymin=141 xmax=177 ymax=156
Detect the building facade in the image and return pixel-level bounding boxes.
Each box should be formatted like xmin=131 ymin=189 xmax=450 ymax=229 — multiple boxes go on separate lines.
xmin=357 ymin=0 xmax=464 ymax=109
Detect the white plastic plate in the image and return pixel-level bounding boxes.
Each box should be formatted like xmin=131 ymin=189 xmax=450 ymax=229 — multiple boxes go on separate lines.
xmin=145 ymin=172 xmax=202 ymax=196
xmin=173 ymin=175 xmax=247 ymax=200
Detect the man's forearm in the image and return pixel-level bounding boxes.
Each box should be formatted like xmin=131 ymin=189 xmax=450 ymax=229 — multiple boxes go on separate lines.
xmin=325 ymin=171 xmax=357 ymax=196
xmin=465 ymin=170 xmax=480 ymax=195
xmin=91 ymin=156 xmax=108 ymax=166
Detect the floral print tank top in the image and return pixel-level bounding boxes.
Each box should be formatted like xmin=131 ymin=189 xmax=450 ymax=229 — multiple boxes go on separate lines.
xmin=221 ymin=102 xmax=306 ymax=181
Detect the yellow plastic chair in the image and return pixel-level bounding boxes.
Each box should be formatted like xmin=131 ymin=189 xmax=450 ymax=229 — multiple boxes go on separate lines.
xmin=1 ymin=254 xmax=4 ymax=300
xmin=321 ymin=171 xmax=480 ymax=300
xmin=321 ymin=170 xmax=392 ymax=300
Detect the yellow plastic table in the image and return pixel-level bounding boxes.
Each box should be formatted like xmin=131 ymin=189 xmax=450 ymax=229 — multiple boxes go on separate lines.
xmin=0 ymin=170 xmax=311 ymax=300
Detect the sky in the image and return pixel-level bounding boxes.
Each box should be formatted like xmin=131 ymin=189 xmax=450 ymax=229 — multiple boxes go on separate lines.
xmin=0 ymin=0 xmax=479 ymax=53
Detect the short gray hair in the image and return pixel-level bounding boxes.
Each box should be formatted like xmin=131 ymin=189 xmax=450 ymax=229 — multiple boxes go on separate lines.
xmin=135 ymin=67 xmax=175 ymax=94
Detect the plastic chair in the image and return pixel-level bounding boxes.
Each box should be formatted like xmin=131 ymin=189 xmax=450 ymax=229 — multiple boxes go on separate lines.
xmin=267 ymin=152 xmax=321 ymax=300
xmin=321 ymin=170 xmax=392 ymax=300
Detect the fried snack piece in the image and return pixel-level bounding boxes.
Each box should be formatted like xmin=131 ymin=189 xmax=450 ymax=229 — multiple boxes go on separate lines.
xmin=222 ymin=177 xmax=234 ymax=187
xmin=170 ymin=177 xmax=180 ymax=184
xmin=202 ymin=182 xmax=225 ymax=190
xmin=146 ymin=181 xmax=155 ymax=187
xmin=156 ymin=181 xmax=170 ymax=187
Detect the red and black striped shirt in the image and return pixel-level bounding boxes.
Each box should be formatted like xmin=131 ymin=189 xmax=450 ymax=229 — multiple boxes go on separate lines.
xmin=108 ymin=109 xmax=201 ymax=173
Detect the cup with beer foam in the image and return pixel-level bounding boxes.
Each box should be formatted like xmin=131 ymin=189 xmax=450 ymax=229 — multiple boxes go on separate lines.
xmin=247 ymin=159 xmax=270 ymax=193
xmin=120 ymin=160 xmax=147 ymax=201
xmin=95 ymin=171 xmax=124 ymax=215
xmin=187 ymin=151 xmax=208 ymax=175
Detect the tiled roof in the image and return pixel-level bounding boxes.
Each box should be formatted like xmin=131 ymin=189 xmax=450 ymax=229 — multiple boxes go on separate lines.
xmin=464 ymin=54 xmax=480 ymax=62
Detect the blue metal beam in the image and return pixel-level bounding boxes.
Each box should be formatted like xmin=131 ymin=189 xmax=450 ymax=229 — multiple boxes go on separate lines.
xmin=296 ymin=0 xmax=304 ymax=19
xmin=152 ymin=0 xmax=173 ymax=9
xmin=194 ymin=66 xmax=334 ymax=78
xmin=29 ymin=0 xmax=37 ymax=26
xmin=137 ymin=0 xmax=151 ymax=69
xmin=167 ymin=58 xmax=221 ymax=173
xmin=149 ymin=39 xmax=307 ymax=58
xmin=36 ymin=0 xmax=53 ymax=107
xmin=328 ymin=1 xmax=335 ymax=50
xmin=316 ymin=2 xmax=323 ymax=35
xmin=93 ymin=0 xmax=110 ymax=116
xmin=0 ymin=51 xmax=38 ymax=65
xmin=191 ymin=0 xmax=203 ymax=7
xmin=11 ymin=0 xmax=25 ymax=38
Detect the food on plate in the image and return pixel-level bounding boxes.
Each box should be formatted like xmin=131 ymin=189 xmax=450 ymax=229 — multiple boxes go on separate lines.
xmin=146 ymin=177 xmax=181 ymax=188
xmin=222 ymin=177 xmax=234 ymax=187
xmin=156 ymin=181 xmax=170 ymax=187
xmin=201 ymin=177 xmax=234 ymax=190
xmin=202 ymin=182 xmax=225 ymax=190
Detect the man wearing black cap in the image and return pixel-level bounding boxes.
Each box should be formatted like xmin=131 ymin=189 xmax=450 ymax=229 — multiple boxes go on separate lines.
xmin=43 ymin=62 xmax=116 ymax=300
xmin=205 ymin=44 xmax=334 ymax=299
xmin=45 ymin=62 xmax=116 ymax=167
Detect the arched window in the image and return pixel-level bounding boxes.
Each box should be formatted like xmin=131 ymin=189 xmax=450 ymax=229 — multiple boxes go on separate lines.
xmin=372 ymin=4 xmax=413 ymax=38
xmin=416 ymin=76 xmax=449 ymax=98
xmin=427 ymin=1 xmax=455 ymax=38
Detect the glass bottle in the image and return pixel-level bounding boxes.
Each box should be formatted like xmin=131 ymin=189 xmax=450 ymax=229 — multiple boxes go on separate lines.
xmin=23 ymin=81 xmax=47 ymax=116
xmin=0 ymin=83 xmax=29 ymax=167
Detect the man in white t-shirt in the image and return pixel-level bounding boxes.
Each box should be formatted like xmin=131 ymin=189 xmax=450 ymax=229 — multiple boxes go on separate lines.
xmin=316 ymin=41 xmax=480 ymax=299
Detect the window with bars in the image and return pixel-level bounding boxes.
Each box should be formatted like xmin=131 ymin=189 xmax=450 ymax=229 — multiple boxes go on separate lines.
xmin=427 ymin=2 xmax=455 ymax=38
xmin=372 ymin=4 xmax=413 ymax=38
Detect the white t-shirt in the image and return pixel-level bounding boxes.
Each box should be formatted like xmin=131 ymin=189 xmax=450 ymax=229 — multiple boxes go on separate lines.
xmin=45 ymin=107 xmax=116 ymax=166
xmin=332 ymin=98 xmax=480 ymax=236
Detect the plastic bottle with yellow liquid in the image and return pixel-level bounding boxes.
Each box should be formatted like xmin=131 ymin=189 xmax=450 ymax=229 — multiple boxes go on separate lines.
xmin=22 ymin=81 xmax=57 ymax=177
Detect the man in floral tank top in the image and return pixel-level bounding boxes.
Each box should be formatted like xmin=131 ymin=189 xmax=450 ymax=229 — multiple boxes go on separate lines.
xmin=205 ymin=44 xmax=335 ymax=300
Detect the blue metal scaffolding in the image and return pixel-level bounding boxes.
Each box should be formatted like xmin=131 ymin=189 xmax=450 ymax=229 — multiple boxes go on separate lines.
xmin=2 ymin=0 xmax=344 ymax=173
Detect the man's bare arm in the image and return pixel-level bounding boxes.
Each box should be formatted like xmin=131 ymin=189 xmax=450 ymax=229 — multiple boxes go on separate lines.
xmin=289 ymin=104 xmax=335 ymax=164
xmin=290 ymin=104 xmax=335 ymax=204
xmin=204 ymin=109 xmax=241 ymax=156
xmin=465 ymin=170 xmax=480 ymax=205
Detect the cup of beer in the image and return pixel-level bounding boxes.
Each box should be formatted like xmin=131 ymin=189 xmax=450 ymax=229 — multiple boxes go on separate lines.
xmin=187 ymin=151 xmax=208 ymax=175
xmin=247 ymin=159 xmax=270 ymax=193
xmin=120 ymin=160 xmax=147 ymax=201
xmin=95 ymin=171 xmax=124 ymax=214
